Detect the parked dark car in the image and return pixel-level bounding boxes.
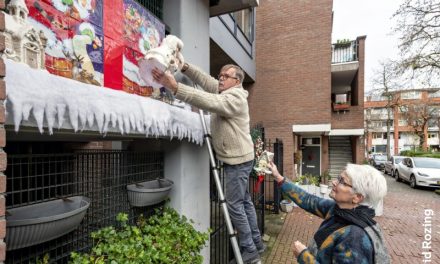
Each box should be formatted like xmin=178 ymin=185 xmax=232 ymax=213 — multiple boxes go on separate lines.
xmin=370 ymin=154 xmax=387 ymax=170
xmin=384 ymin=156 xmax=405 ymax=177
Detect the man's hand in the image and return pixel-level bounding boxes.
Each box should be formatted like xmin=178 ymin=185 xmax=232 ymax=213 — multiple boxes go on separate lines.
xmin=293 ymin=240 xmax=307 ymax=257
xmin=152 ymin=68 xmax=178 ymax=94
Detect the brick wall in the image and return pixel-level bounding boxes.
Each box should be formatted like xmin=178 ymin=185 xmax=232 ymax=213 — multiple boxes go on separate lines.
xmin=249 ymin=0 xmax=333 ymax=176
xmin=65 ymin=141 xmax=113 ymax=150
xmin=0 ymin=0 xmax=6 ymax=260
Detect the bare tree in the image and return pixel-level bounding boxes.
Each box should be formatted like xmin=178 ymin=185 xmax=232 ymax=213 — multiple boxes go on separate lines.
xmin=393 ymin=0 xmax=440 ymax=81
xmin=399 ymin=102 xmax=440 ymax=151
xmin=370 ymin=60 xmax=405 ymax=158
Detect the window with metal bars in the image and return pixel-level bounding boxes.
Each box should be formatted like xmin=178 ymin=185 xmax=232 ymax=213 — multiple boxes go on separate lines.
xmin=5 ymin=150 xmax=164 ymax=264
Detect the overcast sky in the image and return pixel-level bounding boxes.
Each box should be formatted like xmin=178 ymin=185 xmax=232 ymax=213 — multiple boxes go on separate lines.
xmin=332 ymin=0 xmax=404 ymax=91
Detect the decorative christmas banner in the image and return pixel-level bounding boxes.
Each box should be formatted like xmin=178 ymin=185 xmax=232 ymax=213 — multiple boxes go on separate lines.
xmin=103 ymin=0 xmax=165 ymax=96
xmin=24 ymin=0 xmax=165 ymax=98
xmin=122 ymin=0 xmax=165 ymax=96
xmin=26 ymin=0 xmax=104 ymax=86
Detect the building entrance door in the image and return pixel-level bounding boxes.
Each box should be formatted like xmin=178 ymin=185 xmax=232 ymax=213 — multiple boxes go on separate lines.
xmin=301 ymin=145 xmax=320 ymax=176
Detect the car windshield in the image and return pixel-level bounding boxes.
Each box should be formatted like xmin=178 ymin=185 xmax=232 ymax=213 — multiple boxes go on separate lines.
xmin=374 ymin=155 xmax=387 ymax=161
xmin=395 ymin=158 xmax=403 ymax=164
xmin=413 ymin=158 xmax=440 ymax=169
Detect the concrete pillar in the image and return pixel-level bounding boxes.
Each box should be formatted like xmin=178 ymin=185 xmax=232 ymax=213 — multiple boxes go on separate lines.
xmin=164 ymin=140 xmax=210 ymax=262
xmin=162 ymin=2 xmax=212 ymax=262
xmin=163 ymin=0 xmax=210 ymax=72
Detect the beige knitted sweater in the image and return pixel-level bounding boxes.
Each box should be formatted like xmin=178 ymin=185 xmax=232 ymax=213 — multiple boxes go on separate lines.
xmin=176 ymin=64 xmax=254 ymax=165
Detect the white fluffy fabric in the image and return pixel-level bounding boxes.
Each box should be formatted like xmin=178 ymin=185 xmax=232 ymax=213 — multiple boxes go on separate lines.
xmin=4 ymin=59 xmax=207 ymax=145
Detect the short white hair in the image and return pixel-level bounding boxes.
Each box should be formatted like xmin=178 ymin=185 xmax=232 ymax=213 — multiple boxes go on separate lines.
xmin=345 ymin=163 xmax=387 ymax=209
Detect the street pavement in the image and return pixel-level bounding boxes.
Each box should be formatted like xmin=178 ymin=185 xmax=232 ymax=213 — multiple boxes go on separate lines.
xmin=262 ymin=173 xmax=440 ymax=263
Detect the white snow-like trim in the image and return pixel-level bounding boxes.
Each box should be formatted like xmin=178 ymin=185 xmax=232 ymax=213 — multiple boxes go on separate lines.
xmin=4 ymin=59 xmax=207 ymax=145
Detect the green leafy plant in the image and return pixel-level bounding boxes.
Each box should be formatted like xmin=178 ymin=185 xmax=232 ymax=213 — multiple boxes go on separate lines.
xmin=70 ymin=207 xmax=209 ymax=264
xmin=400 ymin=150 xmax=440 ymax=159
xmin=334 ymin=39 xmax=352 ymax=49
xmin=296 ymin=173 xmax=320 ymax=186
xmin=36 ymin=253 xmax=50 ymax=264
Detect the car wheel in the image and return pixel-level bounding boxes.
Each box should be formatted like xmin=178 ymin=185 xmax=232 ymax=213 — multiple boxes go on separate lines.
xmin=395 ymin=171 xmax=401 ymax=182
xmin=410 ymin=175 xmax=417 ymax=189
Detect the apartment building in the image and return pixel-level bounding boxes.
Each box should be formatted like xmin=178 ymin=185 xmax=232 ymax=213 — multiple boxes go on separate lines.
xmin=0 ymin=0 xmax=259 ymax=262
xmin=248 ymin=0 xmax=365 ymax=179
xmin=365 ymin=89 xmax=440 ymax=155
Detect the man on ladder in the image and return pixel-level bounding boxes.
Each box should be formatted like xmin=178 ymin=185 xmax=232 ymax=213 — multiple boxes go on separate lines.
xmin=153 ymin=62 xmax=265 ymax=264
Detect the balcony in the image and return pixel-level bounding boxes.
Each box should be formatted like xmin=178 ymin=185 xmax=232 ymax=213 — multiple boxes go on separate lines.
xmin=331 ymin=40 xmax=359 ymax=89
xmin=210 ymin=8 xmax=257 ymax=81
xmin=210 ymin=0 xmax=259 ymax=17
xmin=332 ymin=40 xmax=358 ymax=64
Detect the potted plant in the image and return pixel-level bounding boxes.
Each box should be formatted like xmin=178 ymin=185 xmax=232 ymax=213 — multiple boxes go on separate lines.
xmin=334 ymin=39 xmax=352 ymax=48
xmin=332 ymin=102 xmax=350 ymax=111
xmin=296 ymin=174 xmax=320 ymax=194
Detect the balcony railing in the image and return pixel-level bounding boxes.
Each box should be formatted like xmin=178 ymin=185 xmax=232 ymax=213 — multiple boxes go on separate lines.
xmin=331 ymin=40 xmax=358 ymax=64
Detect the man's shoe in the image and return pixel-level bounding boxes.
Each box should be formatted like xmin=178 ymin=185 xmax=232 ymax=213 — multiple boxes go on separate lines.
xmin=241 ymin=250 xmax=261 ymax=264
xmin=256 ymin=242 xmax=267 ymax=254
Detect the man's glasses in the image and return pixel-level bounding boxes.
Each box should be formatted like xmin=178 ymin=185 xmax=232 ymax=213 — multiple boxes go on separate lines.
xmin=218 ymin=74 xmax=239 ymax=80
xmin=336 ymin=175 xmax=353 ymax=188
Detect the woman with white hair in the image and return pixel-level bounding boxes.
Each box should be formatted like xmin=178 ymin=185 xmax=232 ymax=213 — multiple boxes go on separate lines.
xmin=267 ymin=162 xmax=390 ymax=264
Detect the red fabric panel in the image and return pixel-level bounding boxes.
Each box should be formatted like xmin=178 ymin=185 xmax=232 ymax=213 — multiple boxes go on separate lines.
xmin=103 ymin=0 xmax=124 ymax=90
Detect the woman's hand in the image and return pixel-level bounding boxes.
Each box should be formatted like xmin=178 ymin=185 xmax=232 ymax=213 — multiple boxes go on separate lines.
xmin=293 ymin=240 xmax=307 ymax=257
xmin=267 ymin=162 xmax=284 ymax=183
xmin=152 ymin=68 xmax=178 ymax=94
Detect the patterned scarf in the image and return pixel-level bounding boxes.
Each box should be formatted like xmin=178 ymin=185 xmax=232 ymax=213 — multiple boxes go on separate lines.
xmin=314 ymin=204 xmax=376 ymax=248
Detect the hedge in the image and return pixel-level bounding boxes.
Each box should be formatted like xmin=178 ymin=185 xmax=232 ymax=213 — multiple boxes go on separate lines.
xmin=399 ymin=150 xmax=440 ymax=159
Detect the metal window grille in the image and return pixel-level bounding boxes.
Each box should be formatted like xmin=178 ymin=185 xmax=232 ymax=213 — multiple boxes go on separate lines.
xmin=6 ymin=151 xmax=164 ymax=263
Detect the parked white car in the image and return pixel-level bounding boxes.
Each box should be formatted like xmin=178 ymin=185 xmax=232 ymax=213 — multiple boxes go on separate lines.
xmin=395 ymin=157 xmax=440 ymax=189
xmin=384 ymin=156 xmax=405 ymax=177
